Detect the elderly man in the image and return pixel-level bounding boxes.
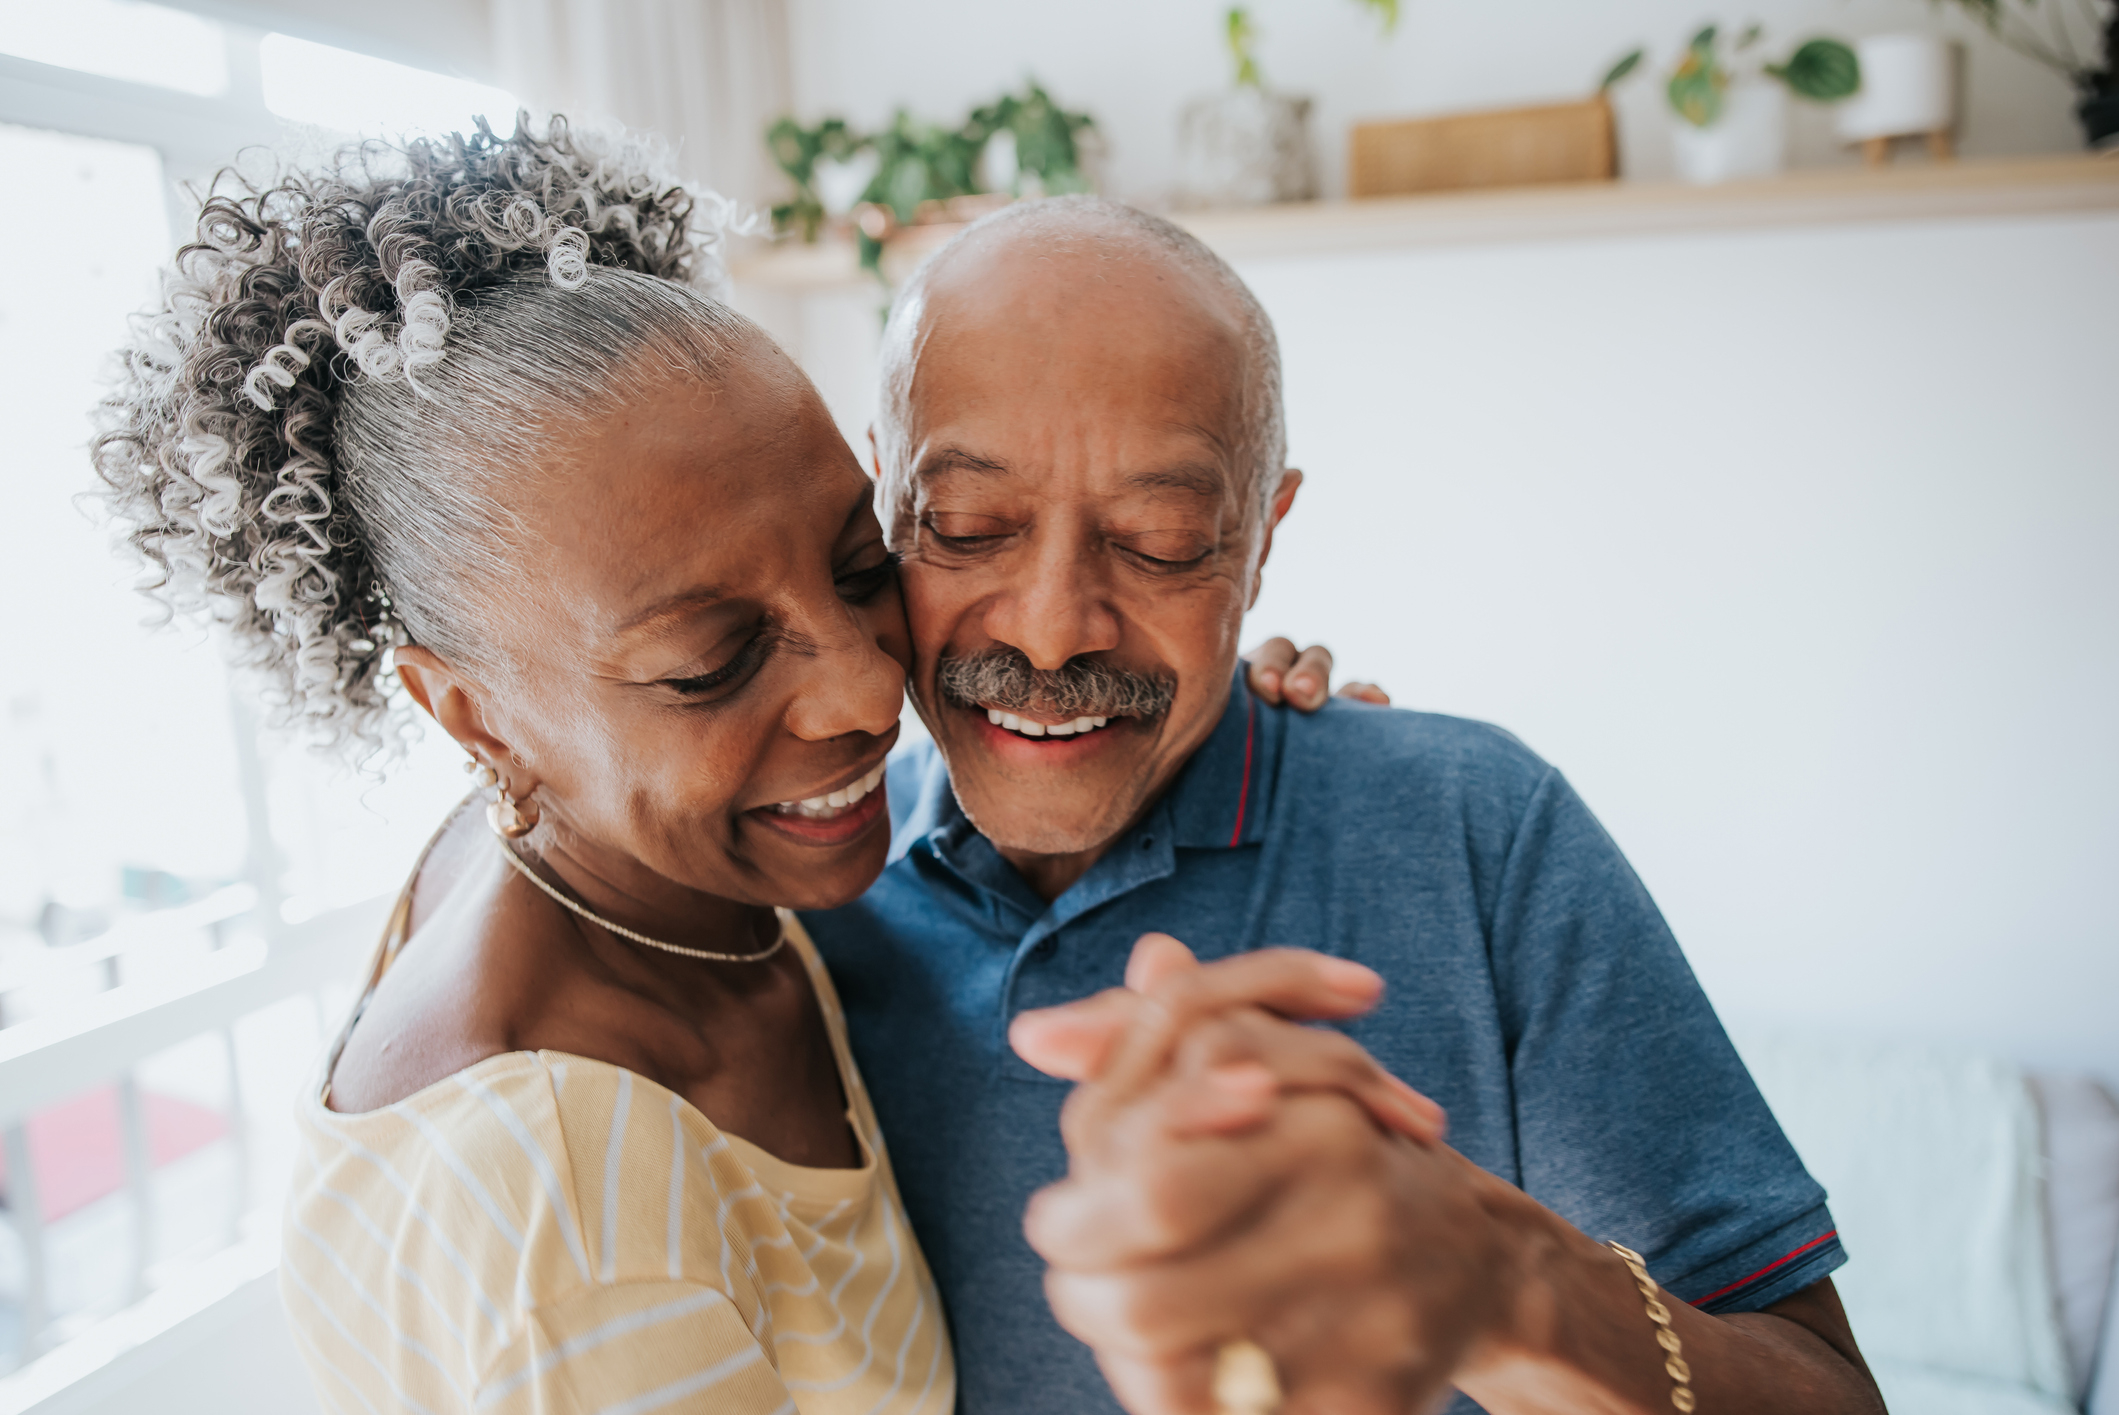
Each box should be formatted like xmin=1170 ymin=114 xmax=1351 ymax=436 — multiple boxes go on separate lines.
xmin=802 ymin=197 xmax=1884 ymax=1415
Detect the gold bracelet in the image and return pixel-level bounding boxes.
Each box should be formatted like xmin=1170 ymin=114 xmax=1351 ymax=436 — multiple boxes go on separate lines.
xmin=1608 ymin=1241 xmax=1696 ymax=1412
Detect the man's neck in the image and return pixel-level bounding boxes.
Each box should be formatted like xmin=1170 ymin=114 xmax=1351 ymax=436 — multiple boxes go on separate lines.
xmin=995 ymin=842 xmax=1110 ymax=904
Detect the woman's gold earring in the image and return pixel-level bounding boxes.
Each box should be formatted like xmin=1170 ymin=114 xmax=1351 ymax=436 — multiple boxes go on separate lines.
xmin=488 ymin=787 xmax=535 ymax=839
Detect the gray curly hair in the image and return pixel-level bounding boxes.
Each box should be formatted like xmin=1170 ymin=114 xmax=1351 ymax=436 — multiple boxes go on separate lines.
xmin=93 ymin=115 xmax=757 ymax=766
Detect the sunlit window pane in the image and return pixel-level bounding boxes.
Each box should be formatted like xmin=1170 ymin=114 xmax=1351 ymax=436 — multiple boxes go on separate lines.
xmin=0 ymin=0 xmax=227 ymax=97
xmin=259 ymin=33 xmax=519 ymax=139
xmin=0 ymin=123 xmax=248 ymax=947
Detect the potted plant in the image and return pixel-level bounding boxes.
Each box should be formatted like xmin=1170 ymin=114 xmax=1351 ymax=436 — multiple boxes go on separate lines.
xmin=1175 ymin=1 xmax=1397 ymax=209
xmin=1928 ymin=0 xmax=2119 ymax=145
xmin=1606 ymin=27 xmax=1862 ymax=184
xmin=766 ymin=82 xmax=1097 ymax=275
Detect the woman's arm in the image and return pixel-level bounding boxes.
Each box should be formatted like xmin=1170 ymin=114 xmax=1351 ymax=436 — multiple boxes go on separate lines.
xmin=480 ymin=1281 xmax=794 ymax=1415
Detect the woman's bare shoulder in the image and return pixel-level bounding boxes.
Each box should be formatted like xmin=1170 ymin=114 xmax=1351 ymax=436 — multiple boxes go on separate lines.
xmin=327 ymin=808 xmax=567 ymax=1113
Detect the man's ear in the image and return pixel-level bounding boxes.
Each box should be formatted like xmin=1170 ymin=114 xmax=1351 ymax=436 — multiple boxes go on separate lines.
xmin=1247 ymin=468 xmax=1303 ymax=610
xmin=393 ymin=646 xmax=539 ymax=791
xmin=866 ymin=425 xmax=882 ymax=482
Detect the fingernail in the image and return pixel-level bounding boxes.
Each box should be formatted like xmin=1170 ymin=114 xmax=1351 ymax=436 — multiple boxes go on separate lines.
xmin=1290 ymin=675 xmax=1316 ymax=697
xmin=1208 ymin=1062 xmax=1277 ymax=1099
xmin=1261 ymin=669 xmax=1281 ymax=691
xmin=1321 ymin=957 xmax=1382 ymax=996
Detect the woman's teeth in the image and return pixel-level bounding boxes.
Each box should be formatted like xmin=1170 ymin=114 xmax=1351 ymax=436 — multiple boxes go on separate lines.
xmin=770 ymin=761 xmax=886 ymax=820
xmin=985 ymin=708 xmax=1110 ymax=739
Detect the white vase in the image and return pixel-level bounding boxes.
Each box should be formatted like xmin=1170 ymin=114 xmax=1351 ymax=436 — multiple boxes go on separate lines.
xmin=1836 ymin=34 xmax=1956 ymax=143
xmin=1671 ymin=80 xmax=1789 ymax=185
xmin=1175 ymin=87 xmax=1317 ymax=208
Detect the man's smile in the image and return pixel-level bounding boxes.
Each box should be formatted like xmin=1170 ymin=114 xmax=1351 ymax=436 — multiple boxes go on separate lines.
xmin=982 ymin=708 xmax=1112 ymax=739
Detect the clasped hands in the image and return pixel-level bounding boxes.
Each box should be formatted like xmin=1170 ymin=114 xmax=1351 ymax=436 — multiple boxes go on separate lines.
xmin=1011 ymin=934 xmax=1534 ymax=1415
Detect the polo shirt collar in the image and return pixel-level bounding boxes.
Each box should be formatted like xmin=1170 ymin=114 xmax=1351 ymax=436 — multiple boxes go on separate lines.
xmin=1165 ymin=669 xmax=1278 ymax=850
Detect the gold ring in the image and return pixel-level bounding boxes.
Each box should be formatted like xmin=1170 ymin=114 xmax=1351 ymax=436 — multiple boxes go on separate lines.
xmin=1213 ymin=1339 xmax=1282 ymax=1415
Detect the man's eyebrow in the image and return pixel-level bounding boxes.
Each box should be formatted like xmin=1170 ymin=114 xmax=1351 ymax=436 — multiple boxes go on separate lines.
xmin=616 ymin=584 xmax=734 ymax=637
xmin=1122 ymin=463 xmax=1227 ymax=498
xmin=916 ymin=447 xmax=1013 ymax=479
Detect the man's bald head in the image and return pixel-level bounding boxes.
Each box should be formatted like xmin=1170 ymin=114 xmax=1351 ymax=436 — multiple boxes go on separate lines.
xmin=873 ymin=196 xmax=1286 ymax=527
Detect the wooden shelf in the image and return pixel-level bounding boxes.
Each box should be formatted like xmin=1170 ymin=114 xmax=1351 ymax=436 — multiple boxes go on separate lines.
xmin=729 ymin=154 xmax=2119 ymax=292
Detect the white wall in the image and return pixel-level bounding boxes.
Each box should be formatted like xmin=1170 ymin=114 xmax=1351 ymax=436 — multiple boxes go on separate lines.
xmin=749 ymin=207 xmax=2119 ymax=1087
xmin=788 ymin=0 xmax=2089 ymax=202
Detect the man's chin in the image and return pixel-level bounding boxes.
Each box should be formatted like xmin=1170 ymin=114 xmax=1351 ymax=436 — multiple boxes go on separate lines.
xmin=935 ymin=700 xmax=1153 ymax=860
xmin=952 ymin=794 xmax=1131 ymax=860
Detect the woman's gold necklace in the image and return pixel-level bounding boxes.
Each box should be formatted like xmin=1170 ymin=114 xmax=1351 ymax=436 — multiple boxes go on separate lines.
xmin=492 ymin=834 xmax=787 ymax=964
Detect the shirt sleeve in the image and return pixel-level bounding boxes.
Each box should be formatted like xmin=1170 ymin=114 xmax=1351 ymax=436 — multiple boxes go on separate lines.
xmin=477 ymin=1281 xmax=795 ymax=1415
xmin=1488 ymin=767 xmax=1846 ymax=1313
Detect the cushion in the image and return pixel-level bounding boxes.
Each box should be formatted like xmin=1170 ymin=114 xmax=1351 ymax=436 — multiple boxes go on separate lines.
xmin=2094 ymin=1252 xmax=2119 ymax=1415
xmin=1871 ymin=1360 xmax=2079 ymax=1415
xmin=2028 ymin=1073 xmax=2119 ymax=1404
xmin=1730 ymin=1030 xmax=2072 ymax=1402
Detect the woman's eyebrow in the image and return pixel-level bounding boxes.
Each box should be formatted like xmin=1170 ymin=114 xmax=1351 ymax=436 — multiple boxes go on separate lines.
xmin=616 ymin=584 xmax=735 ymax=638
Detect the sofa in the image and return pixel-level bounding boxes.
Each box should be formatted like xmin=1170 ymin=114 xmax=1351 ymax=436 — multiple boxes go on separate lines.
xmin=1732 ymin=1031 xmax=2119 ymax=1414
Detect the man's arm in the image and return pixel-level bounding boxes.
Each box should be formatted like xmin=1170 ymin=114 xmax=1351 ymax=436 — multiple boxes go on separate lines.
xmin=1014 ymin=940 xmax=1886 ymax=1415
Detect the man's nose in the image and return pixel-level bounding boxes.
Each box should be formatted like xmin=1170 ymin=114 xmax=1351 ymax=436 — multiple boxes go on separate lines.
xmin=981 ymin=530 xmax=1121 ymax=671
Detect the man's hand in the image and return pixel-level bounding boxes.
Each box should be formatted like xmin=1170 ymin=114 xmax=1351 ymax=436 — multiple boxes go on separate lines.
xmin=1015 ymin=935 xmax=1498 ymax=1415
xmin=1014 ymin=937 xmax=1888 ymax=1415
xmin=1242 ymin=639 xmax=1390 ymax=712
xmin=1010 ymin=933 xmax=1442 ymax=1145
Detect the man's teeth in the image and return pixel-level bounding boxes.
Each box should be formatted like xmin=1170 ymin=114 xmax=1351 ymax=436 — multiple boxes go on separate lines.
xmin=771 ymin=761 xmax=887 ymax=821
xmin=984 ymin=708 xmax=1111 ymax=739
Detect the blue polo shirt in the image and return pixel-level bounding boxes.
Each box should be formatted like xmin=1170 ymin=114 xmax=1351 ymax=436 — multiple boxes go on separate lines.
xmin=804 ymin=675 xmax=1843 ymax=1415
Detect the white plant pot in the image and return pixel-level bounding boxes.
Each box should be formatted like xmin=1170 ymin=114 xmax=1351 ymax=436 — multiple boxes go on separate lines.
xmin=1176 ymin=87 xmax=1317 ymax=208
xmin=1837 ymin=34 xmax=1956 ymax=143
xmin=1671 ymin=80 xmax=1788 ymax=185
xmin=813 ymin=151 xmax=880 ymax=217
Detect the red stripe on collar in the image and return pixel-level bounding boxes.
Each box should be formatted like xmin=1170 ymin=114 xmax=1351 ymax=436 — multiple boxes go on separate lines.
xmin=1229 ymin=692 xmax=1257 ymax=848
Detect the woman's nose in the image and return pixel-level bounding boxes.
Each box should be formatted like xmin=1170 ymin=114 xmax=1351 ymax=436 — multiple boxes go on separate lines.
xmin=784 ymin=609 xmax=907 ymax=744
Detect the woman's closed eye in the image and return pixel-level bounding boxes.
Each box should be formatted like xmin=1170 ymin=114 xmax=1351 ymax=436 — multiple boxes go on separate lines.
xmin=835 ymin=548 xmax=900 ymax=603
xmin=662 ymin=628 xmax=776 ymax=702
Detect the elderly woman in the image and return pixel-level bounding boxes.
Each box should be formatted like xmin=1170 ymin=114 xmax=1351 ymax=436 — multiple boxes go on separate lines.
xmin=92 ymin=119 xmax=1394 ymax=1415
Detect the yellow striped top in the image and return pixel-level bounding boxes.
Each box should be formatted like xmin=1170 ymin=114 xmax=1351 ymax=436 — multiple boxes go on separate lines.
xmin=281 ymin=903 xmax=953 ymax=1415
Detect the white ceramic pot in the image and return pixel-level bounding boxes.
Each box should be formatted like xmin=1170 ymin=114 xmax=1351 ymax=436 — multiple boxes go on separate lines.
xmin=1175 ymin=87 xmax=1317 ymax=208
xmin=812 ymin=151 xmax=880 ymax=217
xmin=1671 ymin=79 xmax=1789 ymax=185
xmin=1836 ymin=34 xmax=1956 ymax=143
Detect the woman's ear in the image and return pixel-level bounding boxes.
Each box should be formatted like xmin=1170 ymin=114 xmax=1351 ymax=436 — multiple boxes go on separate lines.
xmin=393 ymin=646 xmax=538 ymax=791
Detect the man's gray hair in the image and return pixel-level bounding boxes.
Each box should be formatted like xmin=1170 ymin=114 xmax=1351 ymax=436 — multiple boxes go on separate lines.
xmin=874 ymin=196 xmax=1286 ymax=522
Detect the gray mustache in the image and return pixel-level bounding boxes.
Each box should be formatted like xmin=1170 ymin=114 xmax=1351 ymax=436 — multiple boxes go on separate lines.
xmin=935 ymin=646 xmax=1177 ymax=721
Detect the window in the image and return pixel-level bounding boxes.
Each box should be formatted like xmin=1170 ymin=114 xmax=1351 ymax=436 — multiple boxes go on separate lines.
xmin=0 ymin=17 xmax=517 ymax=1385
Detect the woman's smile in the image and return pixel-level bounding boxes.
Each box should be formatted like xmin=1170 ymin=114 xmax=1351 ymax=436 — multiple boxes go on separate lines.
xmin=751 ymin=753 xmax=893 ymax=846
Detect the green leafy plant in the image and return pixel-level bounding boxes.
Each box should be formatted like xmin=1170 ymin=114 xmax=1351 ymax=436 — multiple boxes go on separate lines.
xmin=765 ymin=82 xmax=1097 ymax=274
xmin=1604 ymin=26 xmax=1861 ymax=128
xmin=765 ymin=116 xmax=859 ymax=242
xmin=1223 ymin=0 xmax=1400 ymax=90
xmin=1928 ymin=0 xmax=2115 ymax=96
xmin=1766 ymin=37 xmax=1864 ymax=99
xmin=1227 ymin=7 xmax=1263 ymax=87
